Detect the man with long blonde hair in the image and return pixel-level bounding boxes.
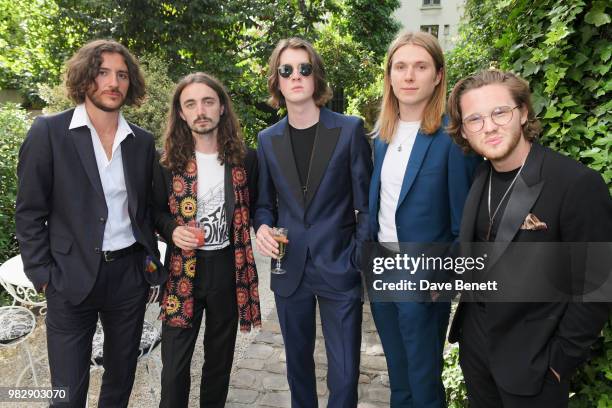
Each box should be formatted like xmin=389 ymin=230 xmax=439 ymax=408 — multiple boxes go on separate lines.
xmin=368 ymin=31 xmax=480 ymax=407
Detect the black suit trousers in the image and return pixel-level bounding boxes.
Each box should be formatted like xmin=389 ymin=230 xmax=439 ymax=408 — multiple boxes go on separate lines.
xmin=45 ymin=249 xmax=149 ymax=408
xmin=159 ymin=246 xmax=238 ymax=408
xmin=458 ymin=303 xmax=570 ymax=408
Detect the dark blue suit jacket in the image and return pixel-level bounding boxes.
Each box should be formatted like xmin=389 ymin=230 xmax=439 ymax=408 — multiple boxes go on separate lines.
xmin=254 ymin=108 xmax=372 ymax=297
xmin=369 ymin=119 xmax=480 ymax=243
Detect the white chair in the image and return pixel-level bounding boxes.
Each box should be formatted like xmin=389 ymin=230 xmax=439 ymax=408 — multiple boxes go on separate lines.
xmin=0 ymin=305 xmax=39 ymax=386
xmin=0 ymin=255 xmax=46 ymax=314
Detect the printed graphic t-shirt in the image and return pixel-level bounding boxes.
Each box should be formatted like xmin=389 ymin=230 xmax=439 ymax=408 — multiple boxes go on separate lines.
xmin=196 ymin=151 xmax=229 ymax=250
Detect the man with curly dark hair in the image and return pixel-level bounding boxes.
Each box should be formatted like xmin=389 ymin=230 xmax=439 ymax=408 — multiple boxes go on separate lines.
xmin=16 ymin=39 xmax=166 ymax=407
xmin=152 ymin=72 xmax=261 ymax=408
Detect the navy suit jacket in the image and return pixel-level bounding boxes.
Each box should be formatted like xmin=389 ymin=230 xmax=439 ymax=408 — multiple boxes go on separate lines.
xmin=254 ymin=108 xmax=372 ymax=297
xmin=15 ymin=108 xmax=166 ymax=304
xmin=369 ymin=119 xmax=480 ymax=243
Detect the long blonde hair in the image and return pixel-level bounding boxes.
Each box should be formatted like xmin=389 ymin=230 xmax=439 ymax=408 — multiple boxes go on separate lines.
xmin=373 ymin=31 xmax=446 ymax=142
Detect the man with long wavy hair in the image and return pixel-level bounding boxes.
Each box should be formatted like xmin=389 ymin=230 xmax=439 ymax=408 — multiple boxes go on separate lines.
xmin=152 ymin=72 xmax=261 ymax=408
xmin=368 ymin=31 xmax=480 ymax=408
xmin=16 ymin=39 xmax=166 ymax=407
xmin=255 ymin=37 xmax=372 ymax=407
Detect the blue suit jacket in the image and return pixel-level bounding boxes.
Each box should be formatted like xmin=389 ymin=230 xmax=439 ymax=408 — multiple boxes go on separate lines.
xmin=254 ymin=108 xmax=372 ymax=297
xmin=369 ymin=119 xmax=480 ymax=243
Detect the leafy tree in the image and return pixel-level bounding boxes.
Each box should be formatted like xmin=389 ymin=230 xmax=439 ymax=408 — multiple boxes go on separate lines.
xmin=341 ymin=0 xmax=402 ymax=59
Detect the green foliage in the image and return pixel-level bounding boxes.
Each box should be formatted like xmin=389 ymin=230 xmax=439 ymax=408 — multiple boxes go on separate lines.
xmin=341 ymin=0 xmax=402 ymax=59
xmin=39 ymin=55 xmax=175 ymax=144
xmin=569 ymin=319 xmax=612 ymax=408
xmin=0 ymin=103 xmax=30 ymax=263
xmin=442 ymin=344 xmax=468 ymax=407
xmin=0 ymin=0 xmax=82 ymax=107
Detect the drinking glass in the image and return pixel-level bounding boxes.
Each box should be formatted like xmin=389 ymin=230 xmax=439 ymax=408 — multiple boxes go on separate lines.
xmin=271 ymin=227 xmax=288 ymax=275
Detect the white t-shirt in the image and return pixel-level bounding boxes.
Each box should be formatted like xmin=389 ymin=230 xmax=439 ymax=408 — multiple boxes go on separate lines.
xmin=196 ymin=151 xmax=229 ymax=250
xmin=377 ymin=120 xmax=421 ymax=243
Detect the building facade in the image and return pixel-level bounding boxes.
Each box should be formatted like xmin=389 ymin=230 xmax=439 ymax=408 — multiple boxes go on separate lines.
xmin=394 ymin=0 xmax=466 ymax=51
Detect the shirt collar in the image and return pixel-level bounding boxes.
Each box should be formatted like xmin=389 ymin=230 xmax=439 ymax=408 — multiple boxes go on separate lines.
xmin=69 ymin=104 xmax=135 ymax=140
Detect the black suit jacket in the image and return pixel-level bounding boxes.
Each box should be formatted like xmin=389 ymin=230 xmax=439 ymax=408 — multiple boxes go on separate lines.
xmin=15 ymin=108 xmax=166 ymax=304
xmin=152 ymin=148 xmax=258 ymax=265
xmin=448 ymin=142 xmax=612 ymax=395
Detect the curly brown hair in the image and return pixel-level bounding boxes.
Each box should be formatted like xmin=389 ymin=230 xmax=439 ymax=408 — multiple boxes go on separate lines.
xmin=447 ymin=70 xmax=541 ymax=153
xmin=64 ymin=39 xmax=145 ymax=107
xmin=267 ymin=37 xmax=332 ymax=109
xmin=161 ymin=72 xmax=246 ymax=172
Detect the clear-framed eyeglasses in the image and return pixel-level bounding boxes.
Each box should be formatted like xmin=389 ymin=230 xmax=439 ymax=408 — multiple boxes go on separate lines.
xmin=462 ymin=105 xmax=520 ymax=133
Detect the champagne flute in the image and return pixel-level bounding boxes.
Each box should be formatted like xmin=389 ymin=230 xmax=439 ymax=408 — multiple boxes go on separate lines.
xmin=271 ymin=227 xmax=288 ymax=275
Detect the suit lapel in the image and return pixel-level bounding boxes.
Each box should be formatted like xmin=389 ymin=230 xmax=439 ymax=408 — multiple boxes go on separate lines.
xmin=224 ymin=163 xmax=235 ymax=232
xmin=70 ymin=126 xmax=105 ymax=200
xmin=397 ymin=131 xmax=434 ymax=209
xmin=271 ymin=119 xmax=304 ymax=207
xmin=488 ymin=143 xmax=545 ymax=268
xmin=304 ymin=119 xmax=340 ymax=209
xmin=120 ymin=134 xmax=139 ymax=218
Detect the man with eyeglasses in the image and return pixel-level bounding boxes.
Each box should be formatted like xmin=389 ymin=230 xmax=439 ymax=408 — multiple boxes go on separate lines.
xmin=254 ymin=37 xmax=372 ymax=407
xmin=445 ymin=70 xmax=612 ymax=407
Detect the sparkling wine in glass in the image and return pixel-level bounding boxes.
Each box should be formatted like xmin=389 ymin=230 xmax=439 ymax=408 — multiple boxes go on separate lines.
xmin=271 ymin=227 xmax=288 ymax=275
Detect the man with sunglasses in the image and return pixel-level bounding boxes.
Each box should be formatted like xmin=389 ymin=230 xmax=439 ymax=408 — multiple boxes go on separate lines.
xmin=255 ymin=37 xmax=372 ymax=407
xmin=446 ymin=70 xmax=612 ymax=407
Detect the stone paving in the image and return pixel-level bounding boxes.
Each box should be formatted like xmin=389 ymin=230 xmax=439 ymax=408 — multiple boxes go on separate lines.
xmin=226 ymin=303 xmax=391 ymax=408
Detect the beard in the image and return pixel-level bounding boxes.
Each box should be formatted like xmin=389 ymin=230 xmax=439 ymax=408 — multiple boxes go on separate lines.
xmin=87 ymin=88 xmax=125 ymax=112
xmin=190 ymin=116 xmax=220 ymax=135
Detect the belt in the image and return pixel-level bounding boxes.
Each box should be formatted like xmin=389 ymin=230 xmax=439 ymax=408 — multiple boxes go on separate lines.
xmin=102 ymin=242 xmax=143 ymax=262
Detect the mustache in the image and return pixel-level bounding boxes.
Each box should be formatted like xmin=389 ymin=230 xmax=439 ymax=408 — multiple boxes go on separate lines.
xmin=194 ymin=115 xmax=212 ymax=123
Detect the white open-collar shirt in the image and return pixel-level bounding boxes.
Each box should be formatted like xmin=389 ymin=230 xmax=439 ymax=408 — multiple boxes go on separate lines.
xmin=69 ymin=104 xmax=136 ymax=251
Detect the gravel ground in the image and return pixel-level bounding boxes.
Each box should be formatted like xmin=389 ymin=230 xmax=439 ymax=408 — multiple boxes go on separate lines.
xmin=0 ymin=229 xmax=275 ymax=408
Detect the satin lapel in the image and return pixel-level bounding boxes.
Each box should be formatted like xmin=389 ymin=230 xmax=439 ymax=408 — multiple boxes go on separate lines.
xmin=304 ymin=123 xmax=341 ymax=209
xmin=396 ymin=131 xmax=434 ymax=209
xmin=70 ymin=126 xmax=105 ymax=200
xmin=271 ymin=121 xmax=304 ymax=207
xmin=120 ymin=135 xmax=139 ymax=217
xmin=224 ymin=163 xmax=235 ymax=232
xmin=459 ymin=164 xmax=488 ymax=242
xmin=488 ymin=143 xmax=546 ymax=268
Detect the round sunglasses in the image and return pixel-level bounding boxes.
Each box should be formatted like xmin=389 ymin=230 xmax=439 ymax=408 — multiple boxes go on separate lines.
xmin=278 ymin=63 xmax=313 ymax=78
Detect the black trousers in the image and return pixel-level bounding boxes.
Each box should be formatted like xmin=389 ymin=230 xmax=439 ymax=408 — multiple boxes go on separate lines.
xmin=159 ymin=246 xmax=238 ymax=408
xmin=458 ymin=303 xmax=570 ymax=408
xmin=45 ymin=248 xmax=149 ymax=408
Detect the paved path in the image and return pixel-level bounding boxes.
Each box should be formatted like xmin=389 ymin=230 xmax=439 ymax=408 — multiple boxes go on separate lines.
xmin=226 ymin=303 xmax=391 ymax=408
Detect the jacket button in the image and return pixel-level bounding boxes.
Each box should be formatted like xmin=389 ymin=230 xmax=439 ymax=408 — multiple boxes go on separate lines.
xmin=99 ymin=217 xmax=105 ymax=223
xmin=95 ymin=248 xmax=101 ymax=253
xmin=305 ymin=223 xmax=311 ymax=229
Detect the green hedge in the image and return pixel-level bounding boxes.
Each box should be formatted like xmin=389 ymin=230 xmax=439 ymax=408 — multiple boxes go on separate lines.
xmin=0 ymin=103 xmax=30 ymax=264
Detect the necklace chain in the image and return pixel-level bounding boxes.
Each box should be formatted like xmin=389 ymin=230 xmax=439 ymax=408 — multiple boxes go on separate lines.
xmin=486 ymin=163 xmax=525 ymax=241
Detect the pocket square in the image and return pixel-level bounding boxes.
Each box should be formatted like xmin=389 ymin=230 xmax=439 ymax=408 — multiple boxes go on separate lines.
xmin=520 ymin=213 xmax=548 ymax=231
